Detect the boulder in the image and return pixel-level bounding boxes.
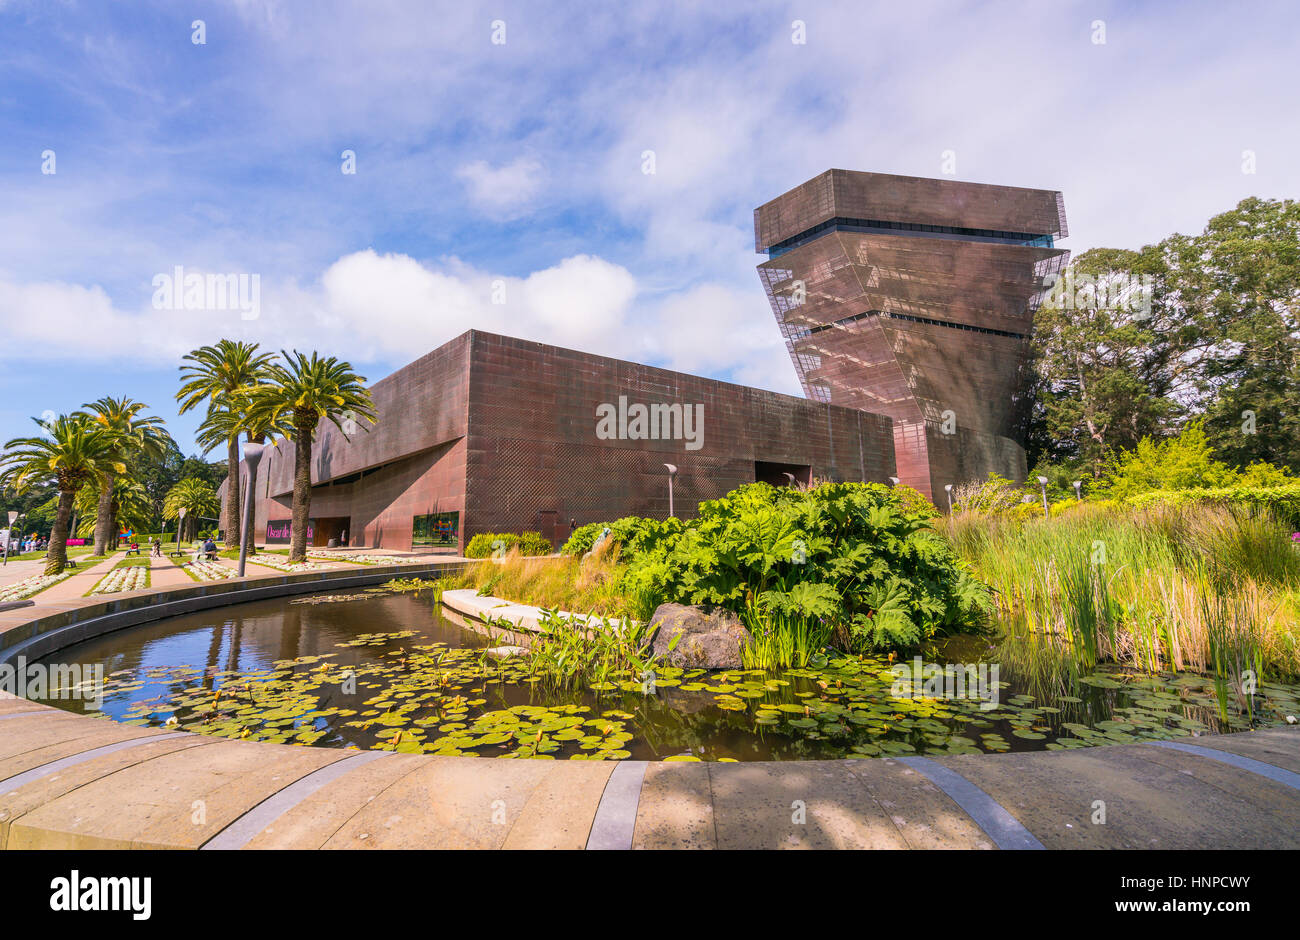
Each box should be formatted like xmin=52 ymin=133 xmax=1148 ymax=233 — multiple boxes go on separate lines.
xmin=648 ymin=603 xmax=751 ymax=670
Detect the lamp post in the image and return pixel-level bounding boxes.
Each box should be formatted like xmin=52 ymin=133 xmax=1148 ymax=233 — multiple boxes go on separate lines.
xmin=1072 ymin=480 xmax=1082 ymax=502
xmin=2 ymin=510 xmax=16 ymax=565
xmin=664 ymin=463 xmax=678 ymax=518
xmin=238 ymin=443 xmax=265 ymax=577
xmin=1038 ymin=476 xmax=1050 ymax=517
xmin=944 ymin=483 xmax=953 ymax=514
xmin=889 ymin=476 xmax=900 ymax=487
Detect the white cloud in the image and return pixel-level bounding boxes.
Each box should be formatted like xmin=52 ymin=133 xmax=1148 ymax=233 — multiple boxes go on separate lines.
xmin=0 ymin=250 xmax=804 ymax=399
xmin=0 ymin=250 xmax=640 ymax=370
xmin=455 ymin=157 xmax=545 ymax=219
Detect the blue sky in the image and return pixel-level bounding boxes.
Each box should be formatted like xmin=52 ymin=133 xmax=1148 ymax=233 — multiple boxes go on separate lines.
xmin=1 ymin=0 xmax=1297 ymax=455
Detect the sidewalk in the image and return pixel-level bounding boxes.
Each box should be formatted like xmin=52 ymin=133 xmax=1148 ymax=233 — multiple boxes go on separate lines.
xmin=22 ymin=556 xmax=114 ymax=604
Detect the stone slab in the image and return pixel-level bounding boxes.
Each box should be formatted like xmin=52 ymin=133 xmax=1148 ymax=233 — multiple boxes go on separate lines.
xmin=240 ymin=752 xmax=430 ymax=850
xmin=631 ymin=761 xmax=716 ymax=849
xmin=6 ymin=738 xmax=350 ymax=850
xmin=504 ymin=759 xmax=615 ymax=849
xmin=320 ymin=754 xmax=554 ymax=849
xmin=707 ymin=759 xmax=909 ymax=849
xmin=844 ymin=756 xmax=996 ymax=849
xmin=0 ymin=733 xmax=216 ymax=849
xmin=930 ymin=744 xmax=1300 ymax=850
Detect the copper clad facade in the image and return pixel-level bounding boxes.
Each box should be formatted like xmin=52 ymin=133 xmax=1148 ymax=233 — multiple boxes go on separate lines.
xmin=756 ymin=169 xmax=1069 ymax=499
xmin=241 ymin=330 xmax=897 ymax=553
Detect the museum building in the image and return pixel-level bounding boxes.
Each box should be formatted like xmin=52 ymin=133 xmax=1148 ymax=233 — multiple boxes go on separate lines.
xmin=233 ymin=170 xmax=1066 ymax=552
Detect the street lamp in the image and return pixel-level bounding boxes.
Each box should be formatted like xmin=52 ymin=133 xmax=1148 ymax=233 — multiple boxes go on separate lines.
xmin=238 ymin=443 xmax=265 ymax=577
xmin=1072 ymin=480 xmax=1083 ymax=502
xmin=944 ymin=483 xmax=954 ymax=514
xmin=2 ymin=510 xmax=16 ymax=566
xmin=889 ymin=476 xmax=900 ymax=487
xmin=664 ymin=463 xmax=678 ymax=518
xmin=1037 ymin=476 xmax=1050 ymax=517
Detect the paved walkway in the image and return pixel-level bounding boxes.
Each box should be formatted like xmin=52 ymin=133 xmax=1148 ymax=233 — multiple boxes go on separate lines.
xmin=20 ymin=555 xmax=113 ymax=604
xmin=0 ymin=691 xmax=1295 ymax=849
xmin=0 ymin=558 xmax=44 ymax=590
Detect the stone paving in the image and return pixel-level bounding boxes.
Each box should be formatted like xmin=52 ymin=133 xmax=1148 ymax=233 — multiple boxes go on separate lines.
xmin=1 ymin=566 xmax=1298 ymax=850
xmin=1 ymin=688 xmax=1296 ymax=850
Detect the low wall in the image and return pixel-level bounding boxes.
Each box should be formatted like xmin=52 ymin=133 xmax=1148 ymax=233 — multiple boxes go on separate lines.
xmin=0 ymin=560 xmax=470 ymax=668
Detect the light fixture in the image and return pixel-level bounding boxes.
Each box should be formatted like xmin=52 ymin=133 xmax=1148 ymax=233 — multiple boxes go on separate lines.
xmin=1072 ymin=480 xmax=1082 ymax=501
xmin=944 ymin=482 xmax=954 ymax=514
xmin=1037 ymin=476 xmax=1050 ymax=517
xmin=664 ymin=463 xmax=678 ymax=518
xmin=238 ymin=442 xmax=267 ymax=577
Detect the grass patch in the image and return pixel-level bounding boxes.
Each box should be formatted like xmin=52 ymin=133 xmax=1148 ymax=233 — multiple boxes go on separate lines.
xmin=944 ymin=502 xmax=1300 ymax=681
xmin=452 ymin=541 xmax=644 ymax=619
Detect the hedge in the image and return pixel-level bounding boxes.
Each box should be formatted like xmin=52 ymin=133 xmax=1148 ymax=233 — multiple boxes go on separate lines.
xmin=464 ymin=531 xmax=554 ymax=558
xmin=1124 ymin=485 xmax=1300 ymax=526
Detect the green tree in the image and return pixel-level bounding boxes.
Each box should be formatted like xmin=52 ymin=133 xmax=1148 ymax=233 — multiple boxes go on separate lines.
xmin=1168 ymin=198 xmax=1300 ymax=471
xmin=1030 ymin=247 xmax=1193 ymax=478
xmin=0 ymin=415 xmax=124 ymax=573
xmin=1101 ymin=422 xmax=1239 ymax=499
xmin=194 ymin=390 xmax=289 ymax=554
xmin=176 ymin=340 xmax=277 ymax=548
xmin=163 ymin=478 xmax=220 ymax=542
xmin=245 ymin=351 xmax=375 ymax=562
xmin=72 ymin=474 xmax=156 ymax=541
xmin=80 ymin=397 xmax=171 ymax=554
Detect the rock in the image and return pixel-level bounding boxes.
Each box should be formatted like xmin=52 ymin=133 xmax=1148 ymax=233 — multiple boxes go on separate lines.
xmin=485 ymin=645 xmax=528 ymax=660
xmin=648 ymin=603 xmax=751 ymax=670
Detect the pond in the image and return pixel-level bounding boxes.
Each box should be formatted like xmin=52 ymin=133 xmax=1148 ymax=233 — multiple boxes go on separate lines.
xmin=33 ymin=584 xmax=1300 ymax=761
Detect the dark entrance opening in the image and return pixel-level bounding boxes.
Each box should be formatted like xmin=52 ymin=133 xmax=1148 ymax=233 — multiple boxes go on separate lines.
xmin=755 ymin=461 xmax=811 ymax=488
xmin=313 ymin=516 xmax=351 ymax=548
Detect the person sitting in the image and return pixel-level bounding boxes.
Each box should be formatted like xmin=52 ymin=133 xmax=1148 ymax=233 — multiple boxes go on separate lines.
xmin=202 ymin=537 xmax=218 ymax=561
xmin=125 ymin=541 xmax=141 ymax=556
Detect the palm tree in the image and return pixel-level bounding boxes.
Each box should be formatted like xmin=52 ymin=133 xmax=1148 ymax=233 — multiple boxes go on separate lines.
xmin=81 ymin=397 xmax=171 ymax=555
xmin=0 ymin=415 xmax=124 ymax=574
xmin=194 ymin=393 xmax=289 ymax=556
xmin=72 ymin=474 xmax=156 ymax=542
xmin=176 ymin=340 xmax=276 ymax=549
xmin=246 ymin=351 xmax=375 ymax=562
xmin=163 ymin=478 xmax=220 ymax=543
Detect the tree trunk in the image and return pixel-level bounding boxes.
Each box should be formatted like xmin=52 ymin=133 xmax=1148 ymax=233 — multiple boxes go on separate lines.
xmin=46 ymin=489 xmax=75 ymax=575
xmin=224 ymin=437 xmax=241 ymax=549
xmin=289 ymin=420 xmax=313 ymax=563
xmin=92 ymin=476 xmax=114 ymax=556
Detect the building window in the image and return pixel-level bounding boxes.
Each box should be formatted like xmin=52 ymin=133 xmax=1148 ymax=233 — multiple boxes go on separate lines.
xmin=413 ymin=511 xmax=459 ymax=548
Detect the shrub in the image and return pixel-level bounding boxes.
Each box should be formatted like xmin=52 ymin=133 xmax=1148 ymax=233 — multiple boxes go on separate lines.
xmin=561 ymin=516 xmax=681 ymax=556
xmin=466 ymin=532 xmax=554 ymax=558
xmin=1126 ymin=485 xmax=1300 ymax=528
xmin=892 ymin=484 xmax=940 ymax=519
xmin=519 ymin=531 xmax=553 ymax=556
xmin=952 ymin=473 xmax=1027 ymax=515
xmin=585 ymin=481 xmax=991 ymax=653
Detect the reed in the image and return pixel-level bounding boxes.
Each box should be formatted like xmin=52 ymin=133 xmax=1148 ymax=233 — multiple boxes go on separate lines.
xmin=456 ymin=541 xmax=639 ymax=618
xmin=943 ymin=502 xmax=1300 ymax=680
